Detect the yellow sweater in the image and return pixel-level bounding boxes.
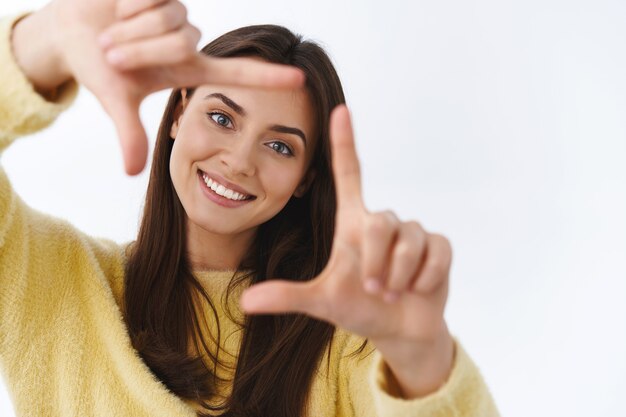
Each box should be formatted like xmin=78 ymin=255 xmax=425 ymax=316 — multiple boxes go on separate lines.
xmin=0 ymin=12 xmax=499 ymax=417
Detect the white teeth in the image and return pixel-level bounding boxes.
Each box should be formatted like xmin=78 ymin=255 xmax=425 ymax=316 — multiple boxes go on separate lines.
xmin=202 ymin=173 xmax=249 ymax=201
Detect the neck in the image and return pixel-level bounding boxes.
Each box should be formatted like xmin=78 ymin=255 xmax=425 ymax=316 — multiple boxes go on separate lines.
xmin=185 ymin=220 xmax=256 ymax=271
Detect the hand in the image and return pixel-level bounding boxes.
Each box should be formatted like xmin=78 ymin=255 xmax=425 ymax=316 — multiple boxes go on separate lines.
xmin=23 ymin=0 xmax=304 ymax=175
xmin=240 ymin=105 xmax=455 ymax=396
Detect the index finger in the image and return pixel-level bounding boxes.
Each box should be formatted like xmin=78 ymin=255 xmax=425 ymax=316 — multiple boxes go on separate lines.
xmin=168 ymin=55 xmax=306 ymax=90
xmin=330 ymin=105 xmax=364 ymax=210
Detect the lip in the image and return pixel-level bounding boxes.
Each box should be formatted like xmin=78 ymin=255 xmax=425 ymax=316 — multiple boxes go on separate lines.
xmin=197 ymin=170 xmax=256 ymax=208
xmin=198 ymin=169 xmax=255 ymax=197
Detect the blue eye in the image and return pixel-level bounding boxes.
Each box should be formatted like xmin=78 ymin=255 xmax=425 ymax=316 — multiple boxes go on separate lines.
xmin=267 ymin=141 xmax=294 ymax=157
xmin=208 ymin=112 xmax=233 ymax=128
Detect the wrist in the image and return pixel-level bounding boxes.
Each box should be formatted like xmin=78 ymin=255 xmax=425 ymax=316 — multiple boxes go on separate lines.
xmin=373 ymin=323 xmax=455 ymax=399
xmin=10 ymin=7 xmax=72 ymax=97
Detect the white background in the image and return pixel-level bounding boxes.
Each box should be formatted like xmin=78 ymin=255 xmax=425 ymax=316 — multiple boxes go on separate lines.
xmin=1 ymin=0 xmax=625 ymax=416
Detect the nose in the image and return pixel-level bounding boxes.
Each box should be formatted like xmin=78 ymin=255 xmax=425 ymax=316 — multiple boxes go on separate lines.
xmin=220 ymin=138 xmax=256 ymax=177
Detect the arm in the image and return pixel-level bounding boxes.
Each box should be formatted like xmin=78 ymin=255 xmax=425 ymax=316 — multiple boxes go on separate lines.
xmin=0 ymin=11 xmax=79 ymax=250
xmin=336 ymin=332 xmax=501 ymax=417
xmin=238 ymin=102 xmax=501 ymax=417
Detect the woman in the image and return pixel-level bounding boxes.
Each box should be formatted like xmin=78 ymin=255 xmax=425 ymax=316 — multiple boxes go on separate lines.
xmin=0 ymin=0 xmax=499 ymax=416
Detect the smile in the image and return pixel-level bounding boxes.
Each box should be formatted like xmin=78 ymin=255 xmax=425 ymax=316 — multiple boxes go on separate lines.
xmin=197 ymin=170 xmax=256 ymax=207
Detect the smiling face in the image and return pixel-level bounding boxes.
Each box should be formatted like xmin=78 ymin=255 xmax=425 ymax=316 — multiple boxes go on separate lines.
xmin=168 ymin=85 xmax=316 ymax=268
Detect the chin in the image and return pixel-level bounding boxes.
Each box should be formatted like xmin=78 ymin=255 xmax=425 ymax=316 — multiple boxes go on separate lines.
xmin=191 ymin=215 xmax=256 ymax=237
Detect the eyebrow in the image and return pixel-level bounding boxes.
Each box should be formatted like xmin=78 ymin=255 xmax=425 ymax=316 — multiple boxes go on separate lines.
xmin=204 ymin=92 xmax=307 ymax=147
xmin=269 ymin=124 xmax=307 ymax=147
xmin=204 ymin=93 xmax=246 ymax=116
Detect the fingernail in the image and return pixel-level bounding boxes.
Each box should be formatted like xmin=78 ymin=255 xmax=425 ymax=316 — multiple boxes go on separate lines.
xmin=383 ymin=291 xmax=400 ymax=303
xmin=364 ymin=278 xmax=382 ymax=294
xmin=106 ymin=49 xmax=125 ymax=66
xmin=98 ymin=33 xmax=113 ymax=49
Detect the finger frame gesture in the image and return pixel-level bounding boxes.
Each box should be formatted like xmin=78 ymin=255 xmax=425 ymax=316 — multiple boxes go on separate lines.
xmin=241 ymin=105 xmax=456 ymax=398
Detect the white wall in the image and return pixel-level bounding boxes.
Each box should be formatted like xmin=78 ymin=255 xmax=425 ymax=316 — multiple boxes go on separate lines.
xmin=1 ymin=1 xmax=625 ymax=416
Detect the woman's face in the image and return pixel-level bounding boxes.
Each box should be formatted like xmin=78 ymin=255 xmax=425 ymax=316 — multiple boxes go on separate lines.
xmin=169 ymin=84 xmax=315 ymax=242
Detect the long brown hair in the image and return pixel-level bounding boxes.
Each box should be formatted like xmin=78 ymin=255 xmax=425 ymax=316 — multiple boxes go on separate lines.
xmin=123 ymin=25 xmax=366 ymax=417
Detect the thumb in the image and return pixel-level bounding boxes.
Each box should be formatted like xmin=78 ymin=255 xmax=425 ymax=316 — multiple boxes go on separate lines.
xmin=100 ymin=93 xmax=148 ymax=175
xmin=241 ymin=280 xmax=323 ymax=316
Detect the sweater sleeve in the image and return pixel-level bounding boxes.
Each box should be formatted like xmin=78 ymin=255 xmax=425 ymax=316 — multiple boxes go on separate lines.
xmin=0 ymin=8 xmax=81 ymax=292
xmin=0 ymin=12 xmax=125 ymax=354
xmin=335 ymin=331 xmax=500 ymax=417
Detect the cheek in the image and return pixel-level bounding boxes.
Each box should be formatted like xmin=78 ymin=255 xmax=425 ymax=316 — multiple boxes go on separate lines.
xmin=170 ymin=130 xmax=218 ymax=172
xmin=261 ymin=164 xmax=305 ymax=202
xmin=169 ymin=135 xmax=214 ymax=202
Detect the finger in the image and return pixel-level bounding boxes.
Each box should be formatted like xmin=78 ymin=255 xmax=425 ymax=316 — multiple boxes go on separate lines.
xmin=99 ymin=92 xmax=148 ymax=175
xmin=413 ymin=233 xmax=453 ymax=294
xmin=385 ymin=221 xmax=427 ymax=294
xmin=116 ymin=0 xmax=169 ymax=20
xmin=330 ymin=105 xmax=363 ymax=211
xmin=100 ymin=0 xmax=188 ymax=49
xmin=161 ymin=56 xmax=306 ymax=90
xmin=105 ymin=25 xmax=201 ymax=70
xmin=362 ymin=211 xmax=400 ymax=294
xmin=240 ymin=280 xmax=329 ymax=319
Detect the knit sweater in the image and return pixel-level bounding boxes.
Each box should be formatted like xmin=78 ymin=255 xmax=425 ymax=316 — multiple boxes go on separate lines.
xmin=0 ymin=12 xmax=499 ymax=417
